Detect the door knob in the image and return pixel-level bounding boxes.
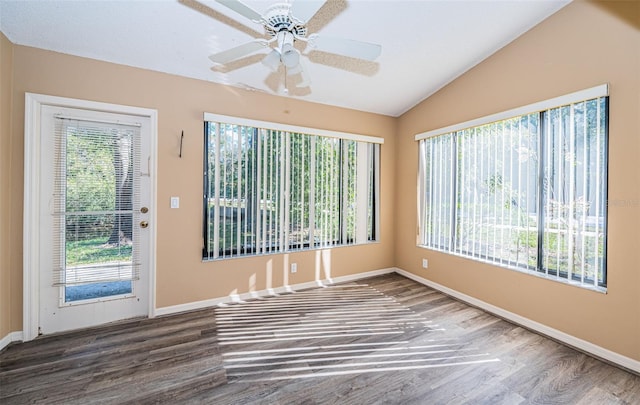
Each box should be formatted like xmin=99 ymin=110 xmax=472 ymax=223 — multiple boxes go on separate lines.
xmin=140 ymin=207 xmax=149 ymax=213
xmin=140 ymin=221 xmax=149 ymax=228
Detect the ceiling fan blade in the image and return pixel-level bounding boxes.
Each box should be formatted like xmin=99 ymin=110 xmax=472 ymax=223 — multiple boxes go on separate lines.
xmin=290 ymin=0 xmax=327 ymax=24
xmin=297 ymin=62 xmax=311 ymax=88
xmin=307 ymin=34 xmax=381 ymax=61
xmin=286 ymin=60 xmax=310 ymax=88
xmin=214 ymin=0 xmax=263 ymax=22
xmin=209 ymin=40 xmax=268 ymax=64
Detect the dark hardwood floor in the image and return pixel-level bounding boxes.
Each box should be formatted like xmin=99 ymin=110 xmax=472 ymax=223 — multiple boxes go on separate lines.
xmin=1 ymin=273 xmax=639 ymax=404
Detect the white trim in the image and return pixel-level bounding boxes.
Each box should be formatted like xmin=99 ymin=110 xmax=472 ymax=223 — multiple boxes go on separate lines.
xmin=204 ymin=112 xmax=384 ymax=144
xmin=23 ymin=93 xmax=159 ymax=341
xmin=415 ymin=84 xmax=609 ymax=141
xmin=147 ymin=109 xmax=159 ymax=319
xmin=394 ymin=267 xmax=640 ymax=374
xmin=154 ymin=267 xmax=395 ymax=316
xmin=0 ymin=331 xmax=23 ymax=351
xmin=23 ymin=94 xmax=41 ymax=341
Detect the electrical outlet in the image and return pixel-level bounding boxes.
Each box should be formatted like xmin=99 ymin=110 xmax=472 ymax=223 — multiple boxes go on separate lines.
xmin=291 ymin=263 xmax=297 ymax=273
xmin=422 ymin=259 xmax=428 ymax=269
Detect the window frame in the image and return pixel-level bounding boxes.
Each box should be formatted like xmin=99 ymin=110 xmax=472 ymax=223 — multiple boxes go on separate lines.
xmin=203 ymin=113 xmax=382 ymax=260
xmin=416 ymin=85 xmax=609 ymax=291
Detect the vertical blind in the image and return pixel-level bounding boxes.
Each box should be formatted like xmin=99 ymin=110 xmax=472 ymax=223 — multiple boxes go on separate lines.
xmin=541 ymin=98 xmax=608 ymax=286
xmin=204 ymin=119 xmax=380 ymax=260
xmin=417 ymin=88 xmax=608 ymax=289
xmin=52 ymin=116 xmax=141 ymax=286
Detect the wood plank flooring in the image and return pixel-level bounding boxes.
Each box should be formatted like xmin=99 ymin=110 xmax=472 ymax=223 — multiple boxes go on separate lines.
xmin=1 ymin=273 xmax=639 ymax=404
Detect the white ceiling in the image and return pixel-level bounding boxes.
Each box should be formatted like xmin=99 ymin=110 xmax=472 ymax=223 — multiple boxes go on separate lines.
xmin=0 ymin=0 xmax=569 ymax=117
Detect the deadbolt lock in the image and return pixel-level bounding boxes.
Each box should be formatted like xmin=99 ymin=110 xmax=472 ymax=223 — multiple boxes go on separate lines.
xmin=140 ymin=207 xmax=149 ymax=213
xmin=140 ymin=221 xmax=149 ymax=228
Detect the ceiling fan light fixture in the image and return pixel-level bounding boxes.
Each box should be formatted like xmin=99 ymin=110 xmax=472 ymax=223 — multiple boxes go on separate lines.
xmin=281 ymin=46 xmax=300 ymax=68
xmin=287 ymin=62 xmax=303 ymax=75
xmin=262 ymin=49 xmax=282 ymax=71
xmin=274 ymin=30 xmax=299 ymax=69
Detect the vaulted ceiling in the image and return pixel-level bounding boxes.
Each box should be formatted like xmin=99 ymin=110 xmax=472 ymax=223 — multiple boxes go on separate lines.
xmin=0 ymin=0 xmax=569 ymax=116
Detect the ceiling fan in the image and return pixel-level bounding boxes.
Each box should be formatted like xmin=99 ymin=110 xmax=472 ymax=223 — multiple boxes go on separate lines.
xmin=207 ymin=0 xmax=382 ymax=91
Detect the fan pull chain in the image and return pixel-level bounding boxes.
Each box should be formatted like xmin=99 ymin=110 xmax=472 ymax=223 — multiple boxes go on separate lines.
xmin=284 ymin=66 xmax=289 ymax=94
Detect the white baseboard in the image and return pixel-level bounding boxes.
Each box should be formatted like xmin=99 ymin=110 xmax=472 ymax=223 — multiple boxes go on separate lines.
xmin=0 ymin=331 xmax=23 ymax=352
xmin=153 ymin=267 xmax=396 ymax=317
xmin=394 ymin=267 xmax=640 ymax=375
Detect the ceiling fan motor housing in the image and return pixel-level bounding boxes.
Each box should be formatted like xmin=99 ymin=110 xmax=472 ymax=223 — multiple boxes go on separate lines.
xmin=264 ymin=3 xmax=307 ymax=38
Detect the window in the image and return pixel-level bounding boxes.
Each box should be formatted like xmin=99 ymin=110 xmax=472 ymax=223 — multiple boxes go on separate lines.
xmin=53 ymin=115 xmax=141 ymax=296
xmin=204 ymin=113 xmax=381 ymax=260
xmin=417 ymin=85 xmax=608 ymax=290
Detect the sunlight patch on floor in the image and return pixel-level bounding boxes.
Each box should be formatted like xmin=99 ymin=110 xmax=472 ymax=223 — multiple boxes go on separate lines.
xmin=215 ymin=283 xmax=499 ymax=382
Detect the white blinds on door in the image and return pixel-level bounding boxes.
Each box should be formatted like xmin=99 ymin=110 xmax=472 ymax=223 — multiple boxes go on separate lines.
xmin=52 ymin=116 xmax=142 ymax=286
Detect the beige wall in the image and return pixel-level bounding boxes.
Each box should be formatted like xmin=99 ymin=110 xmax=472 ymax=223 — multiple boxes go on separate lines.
xmin=1 ymin=32 xmax=14 ymax=339
xmin=396 ymin=0 xmax=640 ymax=361
xmin=6 ymin=43 xmax=396 ymax=323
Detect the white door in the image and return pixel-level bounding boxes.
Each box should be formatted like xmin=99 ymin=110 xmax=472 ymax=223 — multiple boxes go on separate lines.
xmin=37 ymin=105 xmax=152 ymax=335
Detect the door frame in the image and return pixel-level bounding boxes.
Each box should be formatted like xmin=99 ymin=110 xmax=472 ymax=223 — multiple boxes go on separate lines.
xmin=23 ymin=93 xmax=158 ymax=341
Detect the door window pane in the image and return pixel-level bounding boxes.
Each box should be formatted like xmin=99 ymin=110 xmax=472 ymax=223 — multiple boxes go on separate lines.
xmin=55 ymin=118 xmax=140 ymax=301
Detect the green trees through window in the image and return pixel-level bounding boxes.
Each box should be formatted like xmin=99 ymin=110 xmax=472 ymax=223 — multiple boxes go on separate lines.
xmin=203 ymin=120 xmax=379 ymax=259
xmin=418 ymin=96 xmax=608 ymax=289
xmin=60 ymin=121 xmax=137 ymax=270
